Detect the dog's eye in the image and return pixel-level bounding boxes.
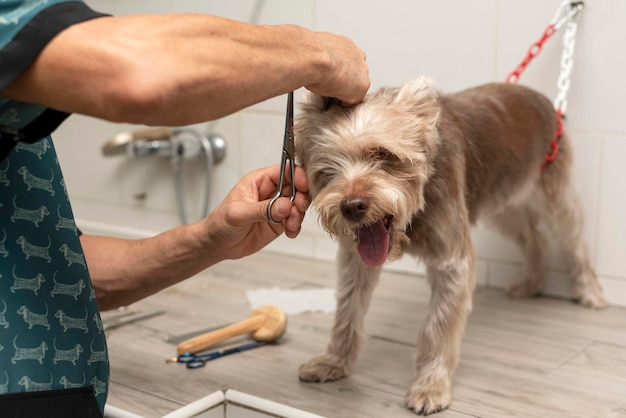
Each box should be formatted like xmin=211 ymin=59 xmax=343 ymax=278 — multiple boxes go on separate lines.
xmin=372 ymin=148 xmax=392 ymax=161
xmin=311 ymin=170 xmax=332 ymax=188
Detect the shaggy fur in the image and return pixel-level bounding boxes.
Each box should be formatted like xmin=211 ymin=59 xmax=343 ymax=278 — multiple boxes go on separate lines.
xmin=294 ymin=76 xmax=607 ymax=415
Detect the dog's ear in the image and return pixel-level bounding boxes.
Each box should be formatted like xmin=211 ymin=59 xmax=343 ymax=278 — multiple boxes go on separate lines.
xmin=300 ymin=91 xmax=327 ymax=113
xmin=393 ymin=76 xmax=438 ymax=109
xmin=391 ymin=76 xmax=441 ymax=159
xmin=300 ymin=92 xmax=342 ymax=112
xmin=393 ymin=76 xmax=440 ymax=126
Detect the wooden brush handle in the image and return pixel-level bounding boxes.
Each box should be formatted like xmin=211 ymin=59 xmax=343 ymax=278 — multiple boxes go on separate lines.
xmin=177 ymin=314 xmax=264 ymax=355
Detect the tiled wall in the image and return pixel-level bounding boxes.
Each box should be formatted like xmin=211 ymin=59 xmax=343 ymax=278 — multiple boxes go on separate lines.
xmin=56 ymin=0 xmax=626 ymax=307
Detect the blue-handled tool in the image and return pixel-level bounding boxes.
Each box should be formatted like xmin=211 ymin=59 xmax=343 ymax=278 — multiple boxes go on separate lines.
xmin=167 ymin=341 xmax=268 ymax=369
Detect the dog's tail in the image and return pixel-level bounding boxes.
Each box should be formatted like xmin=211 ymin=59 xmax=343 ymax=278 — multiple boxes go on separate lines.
xmin=540 ymin=129 xmax=573 ymax=199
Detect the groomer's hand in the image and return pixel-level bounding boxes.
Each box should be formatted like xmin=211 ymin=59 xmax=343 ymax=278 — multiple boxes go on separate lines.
xmin=202 ymin=164 xmax=309 ymax=261
xmin=304 ymin=32 xmax=370 ymax=106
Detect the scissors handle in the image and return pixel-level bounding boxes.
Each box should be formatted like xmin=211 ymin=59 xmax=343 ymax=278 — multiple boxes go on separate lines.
xmin=173 ymin=341 xmax=268 ymax=369
xmin=185 ymin=357 xmax=207 ymax=369
xmin=266 ymin=91 xmax=296 ymax=224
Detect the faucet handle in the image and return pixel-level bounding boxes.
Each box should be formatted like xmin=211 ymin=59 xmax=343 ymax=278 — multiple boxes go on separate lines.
xmin=102 ymin=127 xmax=173 ymax=156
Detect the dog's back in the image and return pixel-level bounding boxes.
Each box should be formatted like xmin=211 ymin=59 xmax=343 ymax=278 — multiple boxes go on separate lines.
xmin=435 ymin=83 xmax=560 ymax=222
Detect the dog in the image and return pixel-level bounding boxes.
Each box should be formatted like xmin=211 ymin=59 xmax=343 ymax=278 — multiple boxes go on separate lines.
xmin=52 ymin=338 xmax=83 ymax=365
xmin=55 ymin=308 xmax=89 ymax=333
xmin=17 ymin=167 xmax=55 ymax=196
xmin=294 ymin=76 xmax=607 ymax=415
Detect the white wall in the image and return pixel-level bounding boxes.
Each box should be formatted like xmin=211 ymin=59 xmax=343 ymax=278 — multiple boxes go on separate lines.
xmin=55 ymin=0 xmax=626 ymax=307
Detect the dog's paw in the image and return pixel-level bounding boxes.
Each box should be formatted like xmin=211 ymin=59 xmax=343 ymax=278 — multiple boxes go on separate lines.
xmin=574 ymin=282 xmax=608 ymax=309
xmin=406 ymin=384 xmax=451 ymax=416
xmin=298 ymin=354 xmax=349 ymax=382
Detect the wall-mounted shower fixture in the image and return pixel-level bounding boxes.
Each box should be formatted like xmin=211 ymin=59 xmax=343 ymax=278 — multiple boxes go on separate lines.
xmin=102 ymin=127 xmax=226 ymax=225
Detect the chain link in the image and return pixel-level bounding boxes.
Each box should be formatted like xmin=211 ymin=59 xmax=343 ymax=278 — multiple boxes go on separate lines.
xmin=553 ymin=19 xmax=579 ymax=114
xmin=506 ymin=25 xmax=556 ymax=84
xmin=507 ymin=1 xmax=584 ymax=113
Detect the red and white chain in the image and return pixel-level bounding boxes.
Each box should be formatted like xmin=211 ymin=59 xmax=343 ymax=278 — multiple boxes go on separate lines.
xmin=506 ymin=1 xmax=584 ymax=169
xmin=553 ymin=2 xmax=584 ymax=115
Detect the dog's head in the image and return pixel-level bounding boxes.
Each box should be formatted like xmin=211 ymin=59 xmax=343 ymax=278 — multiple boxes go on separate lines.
xmin=295 ymin=76 xmax=441 ymax=267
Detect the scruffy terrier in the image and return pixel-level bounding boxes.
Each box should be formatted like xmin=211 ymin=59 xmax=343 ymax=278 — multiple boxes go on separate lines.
xmin=294 ymin=76 xmax=607 ymax=415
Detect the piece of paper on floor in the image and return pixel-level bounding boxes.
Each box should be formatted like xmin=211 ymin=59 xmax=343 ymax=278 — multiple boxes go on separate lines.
xmin=246 ymin=287 xmax=336 ymax=315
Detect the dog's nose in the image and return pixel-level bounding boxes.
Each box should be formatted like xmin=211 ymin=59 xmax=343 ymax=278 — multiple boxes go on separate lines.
xmin=340 ymin=197 xmax=370 ymax=221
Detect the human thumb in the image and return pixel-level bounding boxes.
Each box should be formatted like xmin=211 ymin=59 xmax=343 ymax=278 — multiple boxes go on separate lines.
xmin=260 ymin=197 xmax=292 ymax=224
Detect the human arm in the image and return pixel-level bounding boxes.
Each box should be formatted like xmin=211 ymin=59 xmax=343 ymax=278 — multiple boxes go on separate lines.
xmin=1 ymin=13 xmax=369 ymax=125
xmin=81 ymin=164 xmax=309 ymax=311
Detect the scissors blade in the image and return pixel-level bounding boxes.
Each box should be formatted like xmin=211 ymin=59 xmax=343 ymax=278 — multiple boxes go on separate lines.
xmin=266 ymin=91 xmax=296 ymax=223
xmin=284 ymin=91 xmax=295 ymax=160
xmin=103 ymin=309 xmax=164 ymax=331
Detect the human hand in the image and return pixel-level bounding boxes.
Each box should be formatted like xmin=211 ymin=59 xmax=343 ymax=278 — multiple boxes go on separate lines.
xmin=304 ymin=32 xmax=370 ymax=106
xmin=201 ymin=164 xmax=309 ymax=261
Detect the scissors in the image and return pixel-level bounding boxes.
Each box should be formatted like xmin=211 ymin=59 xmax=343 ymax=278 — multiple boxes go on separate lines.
xmin=266 ymin=91 xmax=296 ymax=224
xmin=167 ymin=341 xmax=267 ymax=369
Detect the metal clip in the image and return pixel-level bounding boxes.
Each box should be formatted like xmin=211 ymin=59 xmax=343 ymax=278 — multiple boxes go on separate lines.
xmin=552 ymin=1 xmax=584 ymax=31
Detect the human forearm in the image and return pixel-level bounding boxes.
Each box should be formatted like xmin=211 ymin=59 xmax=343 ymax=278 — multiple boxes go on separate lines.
xmin=81 ymin=223 xmax=219 ymax=311
xmin=81 ymin=165 xmax=308 ymax=311
xmin=2 ymin=14 xmax=369 ymax=125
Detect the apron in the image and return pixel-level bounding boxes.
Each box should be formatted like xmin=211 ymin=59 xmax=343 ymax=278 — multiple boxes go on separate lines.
xmin=0 ymin=134 xmax=109 ymax=415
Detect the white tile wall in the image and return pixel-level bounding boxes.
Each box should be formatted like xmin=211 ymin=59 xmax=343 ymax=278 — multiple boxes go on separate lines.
xmin=597 ymin=135 xmax=626 ymax=279
xmin=316 ymin=0 xmax=499 ymax=91
xmin=57 ymin=1 xmax=626 ymax=306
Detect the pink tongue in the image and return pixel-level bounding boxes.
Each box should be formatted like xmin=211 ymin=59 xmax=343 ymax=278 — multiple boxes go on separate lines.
xmin=357 ymin=220 xmax=390 ymax=267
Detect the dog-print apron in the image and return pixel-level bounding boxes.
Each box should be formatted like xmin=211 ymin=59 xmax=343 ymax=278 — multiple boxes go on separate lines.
xmin=0 ymin=134 xmax=109 ymax=412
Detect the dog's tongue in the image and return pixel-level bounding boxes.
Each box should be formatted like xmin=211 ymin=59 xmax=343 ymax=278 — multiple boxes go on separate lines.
xmin=357 ymin=220 xmax=389 ymax=267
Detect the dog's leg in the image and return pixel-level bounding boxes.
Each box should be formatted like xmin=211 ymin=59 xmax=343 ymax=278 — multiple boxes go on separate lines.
xmin=406 ymin=247 xmax=475 ymax=415
xmin=549 ymin=189 xmax=606 ymax=308
xmin=541 ymin=140 xmax=607 ymax=308
xmin=489 ymin=205 xmax=548 ymax=298
xmin=299 ymin=235 xmax=381 ymax=382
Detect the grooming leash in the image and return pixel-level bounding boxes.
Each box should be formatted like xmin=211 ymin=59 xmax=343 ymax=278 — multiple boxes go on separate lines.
xmin=506 ymin=0 xmax=584 ymax=172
